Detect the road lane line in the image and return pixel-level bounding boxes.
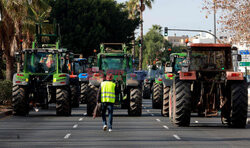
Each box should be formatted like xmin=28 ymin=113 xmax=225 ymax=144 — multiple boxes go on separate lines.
xmin=73 ymin=124 xmax=78 ymax=128
xmin=173 ymin=134 xmax=181 ymax=140
xmin=64 ymin=133 xmax=71 ymax=139
xmin=79 ymin=118 xmax=83 ymax=121
xmin=156 ymin=119 xmax=161 ymax=122
xmin=195 ymin=120 xmax=199 ymax=123
xmin=163 ymin=125 xmax=169 ymax=129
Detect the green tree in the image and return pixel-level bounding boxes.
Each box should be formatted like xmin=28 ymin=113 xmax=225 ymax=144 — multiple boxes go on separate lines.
xmin=126 ymin=0 xmax=155 ymax=70
xmin=50 ymin=0 xmax=139 ymax=57
xmin=140 ymin=25 xmax=172 ymax=69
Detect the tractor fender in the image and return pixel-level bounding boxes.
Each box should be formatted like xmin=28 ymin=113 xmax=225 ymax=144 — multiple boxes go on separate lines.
xmin=226 ymin=71 xmax=244 ymax=80
xmin=52 ymin=73 xmax=70 ymax=86
xmin=179 ymin=71 xmax=197 ymax=80
xmin=78 ymin=73 xmax=89 ymax=82
xmin=13 ymin=73 xmax=29 ymax=86
xmin=126 ymin=73 xmax=139 ymax=87
xmin=89 ymin=73 xmax=104 ymax=87
xmin=162 ymin=74 xmax=173 ymax=86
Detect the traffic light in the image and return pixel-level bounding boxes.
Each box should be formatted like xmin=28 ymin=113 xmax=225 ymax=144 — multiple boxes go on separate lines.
xmin=164 ymin=27 xmax=168 ymax=36
xmin=138 ymin=39 xmax=142 ymax=47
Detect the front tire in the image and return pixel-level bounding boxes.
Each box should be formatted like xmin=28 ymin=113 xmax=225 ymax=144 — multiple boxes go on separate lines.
xmin=128 ymin=88 xmax=142 ymax=116
xmin=56 ymin=87 xmax=71 ymax=116
xmin=70 ymin=84 xmax=80 ymax=108
xmin=87 ymin=84 xmax=98 ymax=116
xmin=80 ymin=83 xmax=88 ymax=104
xmin=152 ymin=82 xmax=163 ymax=109
xmin=230 ymin=81 xmax=248 ymax=128
xmin=172 ymin=77 xmax=191 ymax=126
xmin=143 ymin=83 xmax=150 ymax=99
xmin=12 ymin=84 xmax=29 ymax=116
xmin=161 ymin=85 xmax=170 ymax=116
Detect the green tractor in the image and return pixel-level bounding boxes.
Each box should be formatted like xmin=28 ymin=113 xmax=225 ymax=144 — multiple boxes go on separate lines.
xmin=12 ymin=22 xmax=72 ymax=116
xmin=161 ymin=53 xmax=186 ymax=116
xmin=87 ymin=43 xmax=142 ymax=116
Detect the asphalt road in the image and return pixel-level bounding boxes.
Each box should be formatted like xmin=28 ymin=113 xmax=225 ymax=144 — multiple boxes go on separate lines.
xmin=0 ymin=99 xmax=250 ymax=148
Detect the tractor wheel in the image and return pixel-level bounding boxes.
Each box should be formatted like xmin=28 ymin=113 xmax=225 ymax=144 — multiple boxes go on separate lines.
xmin=70 ymin=84 xmax=80 ymax=108
xmin=169 ymin=87 xmax=173 ymax=121
xmin=128 ymin=88 xmax=142 ymax=116
xmin=161 ymin=85 xmax=170 ymax=116
xmin=12 ymin=84 xmax=29 ymax=116
xmin=87 ymin=84 xmax=98 ymax=116
xmin=143 ymin=83 xmax=150 ymax=99
xmin=172 ymin=77 xmax=191 ymax=126
xmin=152 ymin=82 xmax=163 ymax=109
xmin=56 ymin=87 xmax=71 ymax=116
xmin=230 ymin=81 xmax=248 ymax=128
xmin=80 ymin=83 xmax=88 ymax=104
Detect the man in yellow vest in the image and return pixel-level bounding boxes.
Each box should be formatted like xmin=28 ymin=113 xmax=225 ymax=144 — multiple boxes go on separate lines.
xmin=97 ymin=74 xmax=117 ymax=132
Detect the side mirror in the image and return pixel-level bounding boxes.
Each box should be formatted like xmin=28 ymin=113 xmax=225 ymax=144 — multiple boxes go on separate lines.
xmin=165 ymin=67 xmax=173 ymax=73
xmin=237 ymin=55 xmax=242 ymax=61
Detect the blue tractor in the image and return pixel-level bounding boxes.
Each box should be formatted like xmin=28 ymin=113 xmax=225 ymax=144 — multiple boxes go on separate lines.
xmin=73 ymin=58 xmax=90 ymax=104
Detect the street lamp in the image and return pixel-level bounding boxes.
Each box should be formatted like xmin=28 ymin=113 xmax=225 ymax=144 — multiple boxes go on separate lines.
xmin=213 ymin=0 xmax=217 ymax=43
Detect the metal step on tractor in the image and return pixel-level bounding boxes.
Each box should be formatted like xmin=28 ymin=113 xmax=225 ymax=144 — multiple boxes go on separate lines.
xmin=86 ymin=43 xmax=142 ymax=116
xmin=166 ymin=43 xmax=248 ymax=128
xmin=12 ymin=22 xmax=72 ymax=116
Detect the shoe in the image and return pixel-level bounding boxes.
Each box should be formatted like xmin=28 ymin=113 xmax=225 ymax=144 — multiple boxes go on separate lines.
xmin=108 ymin=129 xmax=112 ymax=132
xmin=103 ymin=125 xmax=107 ymax=131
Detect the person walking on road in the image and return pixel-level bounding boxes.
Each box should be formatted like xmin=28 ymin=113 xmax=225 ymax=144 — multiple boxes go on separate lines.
xmin=97 ymin=74 xmax=117 ymax=132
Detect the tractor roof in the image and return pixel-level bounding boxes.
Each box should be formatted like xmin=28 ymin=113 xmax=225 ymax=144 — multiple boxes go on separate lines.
xmin=189 ymin=43 xmax=232 ymax=50
xmin=22 ymin=48 xmax=68 ymax=53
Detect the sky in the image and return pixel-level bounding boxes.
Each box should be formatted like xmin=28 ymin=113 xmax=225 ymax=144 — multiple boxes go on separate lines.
xmin=116 ymin=0 xmax=215 ymax=37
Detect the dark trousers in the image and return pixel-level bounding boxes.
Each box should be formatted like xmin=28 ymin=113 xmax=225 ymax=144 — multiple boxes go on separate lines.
xmin=101 ymin=102 xmax=114 ymax=129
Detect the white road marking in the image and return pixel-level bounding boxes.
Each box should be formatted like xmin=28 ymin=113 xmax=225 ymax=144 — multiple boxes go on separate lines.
xmin=151 ymin=114 xmax=154 ymax=116
xmin=83 ymin=113 xmax=87 ymax=116
xmin=156 ymin=119 xmax=161 ymax=122
xmin=173 ymin=134 xmax=181 ymax=140
xmin=73 ymin=124 xmax=78 ymax=128
xmin=64 ymin=133 xmax=71 ymax=139
xmin=195 ymin=120 xmax=199 ymax=123
xmin=163 ymin=125 xmax=169 ymax=129
xmin=79 ymin=118 xmax=83 ymax=121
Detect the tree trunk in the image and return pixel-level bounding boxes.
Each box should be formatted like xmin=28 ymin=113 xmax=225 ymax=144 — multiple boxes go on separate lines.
xmin=139 ymin=0 xmax=143 ymax=70
xmin=132 ymin=32 xmax=135 ymax=60
xmin=5 ymin=55 xmax=14 ymax=80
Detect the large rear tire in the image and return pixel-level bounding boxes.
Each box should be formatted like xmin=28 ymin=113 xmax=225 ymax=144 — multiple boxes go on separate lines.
xmin=169 ymin=87 xmax=173 ymax=121
xmin=80 ymin=83 xmax=88 ymax=104
xmin=161 ymin=85 xmax=170 ymax=116
xmin=173 ymin=77 xmax=191 ymax=126
xmin=230 ymin=81 xmax=248 ymax=128
xmin=70 ymin=84 xmax=80 ymax=108
xmin=128 ymin=88 xmax=142 ymax=116
xmin=152 ymin=82 xmax=163 ymax=109
xmin=56 ymin=87 xmax=71 ymax=116
xmin=143 ymin=83 xmax=150 ymax=99
xmin=12 ymin=84 xmax=29 ymax=116
xmin=87 ymin=84 xmax=98 ymax=116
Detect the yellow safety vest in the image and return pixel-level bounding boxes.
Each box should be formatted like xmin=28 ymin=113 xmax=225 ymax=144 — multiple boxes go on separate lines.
xmin=101 ymin=81 xmax=116 ymax=103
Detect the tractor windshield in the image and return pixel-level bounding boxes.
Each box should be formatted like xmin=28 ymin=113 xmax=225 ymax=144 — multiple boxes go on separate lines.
xmin=26 ymin=52 xmax=57 ymax=73
xmin=190 ymin=50 xmax=226 ymax=71
xmin=101 ymin=56 xmax=125 ymax=71
xmin=174 ymin=57 xmax=186 ymax=72
xmin=74 ymin=62 xmax=89 ymax=75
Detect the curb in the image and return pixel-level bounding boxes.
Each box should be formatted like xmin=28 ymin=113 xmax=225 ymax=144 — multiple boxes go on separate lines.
xmin=0 ymin=110 xmax=13 ymax=119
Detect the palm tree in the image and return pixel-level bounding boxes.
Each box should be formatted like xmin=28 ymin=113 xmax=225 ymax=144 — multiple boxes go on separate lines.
xmin=127 ymin=0 xmax=154 ymax=70
xmin=0 ymin=0 xmax=15 ymax=80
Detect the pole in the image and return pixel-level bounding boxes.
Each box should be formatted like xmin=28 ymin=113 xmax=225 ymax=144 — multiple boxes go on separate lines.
xmin=214 ymin=0 xmax=217 ymax=43
xmin=139 ymin=0 xmax=143 ymax=70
